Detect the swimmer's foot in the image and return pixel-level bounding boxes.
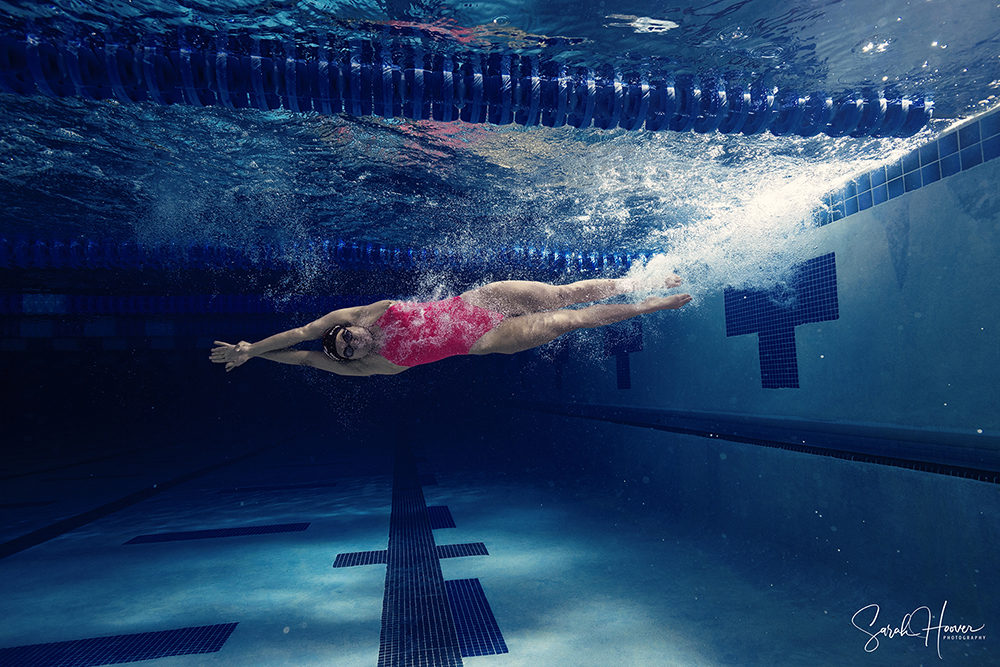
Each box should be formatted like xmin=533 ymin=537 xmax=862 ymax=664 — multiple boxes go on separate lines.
xmin=642 ymin=293 xmax=692 ymax=312
xmin=663 ymin=273 xmax=683 ymax=289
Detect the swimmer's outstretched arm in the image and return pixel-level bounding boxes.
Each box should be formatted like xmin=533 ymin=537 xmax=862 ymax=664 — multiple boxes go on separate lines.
xmin=251 ymin=348 xmax=387 ymax=376
xmin=210 ymin=300 xmax=393 ymax=372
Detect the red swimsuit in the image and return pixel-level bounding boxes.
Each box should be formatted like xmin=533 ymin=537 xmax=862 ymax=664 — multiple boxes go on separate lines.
xmin=375 ymin=296 xmax=504 ymax=367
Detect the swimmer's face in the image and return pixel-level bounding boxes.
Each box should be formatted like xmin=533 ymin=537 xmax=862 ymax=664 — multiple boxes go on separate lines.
xmin=339 ymin=325 xmax=375 ymax=360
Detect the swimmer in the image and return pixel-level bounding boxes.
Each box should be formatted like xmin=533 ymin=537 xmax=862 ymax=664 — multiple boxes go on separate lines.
xmin=209 ymin=276 xmax=691 ymax=376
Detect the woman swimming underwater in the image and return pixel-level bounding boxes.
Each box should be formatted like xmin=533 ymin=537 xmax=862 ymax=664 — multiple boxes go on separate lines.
xmin=210 ymin=275 xmax=691 ymax=377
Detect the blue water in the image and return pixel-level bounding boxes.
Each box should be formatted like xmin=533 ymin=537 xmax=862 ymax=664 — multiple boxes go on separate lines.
xmin=3 ymin=0 xmax=998 ymax=255
xmin=2 ymin=1 xmax=999 ymax=666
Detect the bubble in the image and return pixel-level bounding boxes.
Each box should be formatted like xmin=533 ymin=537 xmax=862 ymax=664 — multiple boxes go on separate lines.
xmin=492 ymin=15 xmax=509 ymax=25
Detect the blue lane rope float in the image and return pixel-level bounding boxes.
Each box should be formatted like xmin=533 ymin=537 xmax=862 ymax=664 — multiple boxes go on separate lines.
xmin=0 ymin=25 xmax=932 ymax=137
xmin=0 ymin=237 xmax=641 ymax=276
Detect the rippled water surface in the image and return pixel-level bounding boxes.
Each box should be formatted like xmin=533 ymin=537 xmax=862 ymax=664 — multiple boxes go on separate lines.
xmin=1 ymin=0 xmax=997 ymax=260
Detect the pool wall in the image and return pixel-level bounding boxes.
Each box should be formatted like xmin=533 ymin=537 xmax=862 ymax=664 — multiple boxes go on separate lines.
xmin=494 ymin=116 xmax=1000 ymax=620
xmin=516 ymin=115 xmax=1000 ymax=441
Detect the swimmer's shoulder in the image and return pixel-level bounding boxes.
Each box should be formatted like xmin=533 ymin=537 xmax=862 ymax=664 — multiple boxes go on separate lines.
xmin=350 ymin=299 xmax=396 ymax=326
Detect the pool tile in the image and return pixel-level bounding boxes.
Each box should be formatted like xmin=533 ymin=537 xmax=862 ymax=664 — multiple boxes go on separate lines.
xmin=446 ymin=579 xmax=508 ymax=657
xmin=428 ymin=505 xmax=456 ymax=529
xmin=982 ymin=111 xmax=1000 ymax=139
xmin=858 ymin=189 xmax=873 ymax=210
xmin=870 ymin=165 xmax=887 ymax=187
xmin=940 ymin=152 xmax=962 ymax=177
xmin=831 ymin=201 xmax=846 ymax=221
xmin=0 ymin=624 xmax=239 ymax=666
xmin=855 ymin=172 xmax=871 ymax=193
xmin=938 ymin=131 xmax=959 ymax=157
xmin=724 ymin=253 xmax=838 ymax=389
xmin=983 ymin=134 xmax=1000 ymax=162
xmin=903 ymin=170 xmax=921 ymax=192
xmin=887 ymin=177 xmax=904 ymax=199
xmin=872 ymin=184 xmax=888 ymax=205
xmin=919 ymin=141 xmax=939 ymax=165
xmin=885 ymin=159 xmax=903 ymax=181
xmin=921 ymin=162 xmax=940 ymax=185
xmin=902 ymin=150 xmax=921 ymax=173
xmin=961 ymin=144 xmax=983 ymax=170
xmin=959 ymin=121 xmax=982 ymax=148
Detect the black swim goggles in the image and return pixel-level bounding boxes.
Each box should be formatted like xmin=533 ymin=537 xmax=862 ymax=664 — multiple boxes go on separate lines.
xmin=322 ymin=325 xmax=354 ymax=361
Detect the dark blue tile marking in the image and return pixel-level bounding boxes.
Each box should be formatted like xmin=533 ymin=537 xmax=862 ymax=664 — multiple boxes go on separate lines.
xmin=428 ymin=505 xmax=456 ymax=530
xmin=333 ymin=550 xmax=388 ymax=568
xmin=0 ymin=623 xmax=238 ymax=667
xmin=342 ymin=442 xmax=504 ymax=665
xmin=603 ymin=319 xmax=642 ymax=390
xmin=1 ymin=443 xmax=276 ymax=560
xmin=124 ymin=523 xmax=309 ymax=545
xmin=725 ymin=253 xmax=839 ymax=389
xmin=437 ymin=543 xmax=489 ymax=559
xmin=843 ymin=179 xmax=857 ymax=198
xmin=445 ymin=579 xmax=508 ymax=658
xmin=903 ymin=170 xmax=921 ymax=192
xmin=902 ymin=150 xmax=920 ymax=173
xmin=378 ymin=443 xmax=463 ymax=667
xmin=218 ymin=482 xmax=338 ymax=493
xmin=615 ymin=353 xmax=632 ymax=389
xmin=333 ymin=544 xmax=490 ymax=567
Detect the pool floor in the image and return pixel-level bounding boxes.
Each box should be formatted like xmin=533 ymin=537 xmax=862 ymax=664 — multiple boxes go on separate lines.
xmin=2 ymin=430 xmax=987 ymax=667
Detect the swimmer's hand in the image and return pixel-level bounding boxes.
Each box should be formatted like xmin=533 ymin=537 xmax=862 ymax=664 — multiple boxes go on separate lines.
xmin=210 ymin=340 xmax=252 ymax=372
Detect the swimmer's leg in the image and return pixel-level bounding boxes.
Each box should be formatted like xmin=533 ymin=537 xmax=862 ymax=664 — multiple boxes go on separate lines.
xmin=462 ymin=275 xmax=683 ymax=316
xmin=469 ymin=293 xmax=692 ymax=355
